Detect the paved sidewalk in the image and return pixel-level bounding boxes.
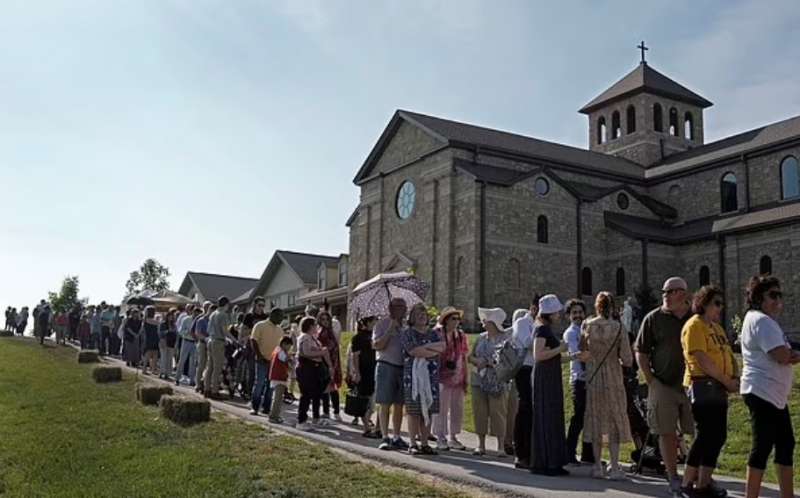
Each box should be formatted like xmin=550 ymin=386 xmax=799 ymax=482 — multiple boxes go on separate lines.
xmin=64 ymin=341 xmax=782 ymax=498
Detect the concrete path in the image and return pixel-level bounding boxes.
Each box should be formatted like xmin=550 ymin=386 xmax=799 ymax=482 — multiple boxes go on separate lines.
xmin=55 ymin=339 xmax=783 ymax=498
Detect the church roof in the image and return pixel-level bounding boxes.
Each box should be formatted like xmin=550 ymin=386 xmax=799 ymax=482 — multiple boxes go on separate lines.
xmin=353 ymin=110 xmax=645 ymax=183
xmin=646 ymin=114 xmax=800 ymax=178
xmin=604 ymin=212 xmax=715 ymax=245
xmin=579 ymin=63 xmax=712 ymax=114
xmin=177 ymin=272 xmax=258 ymax=303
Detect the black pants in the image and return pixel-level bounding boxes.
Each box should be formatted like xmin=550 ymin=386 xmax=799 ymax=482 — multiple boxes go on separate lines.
xmin=100 ymin=326 xmax=111 ymax=355
xmin=298 ymin=395 xmax=321 ymax=424
xmin=514 ymin=366 xmax=533 ymax=462
xmin=566 ymin=380 xmax=595 ymax=462
xmin=687 ymin=400 xmax=728 ymax=468
xmin=744 ymin=393 xmax=795 ymax=469
xmin=322 ymin=391 xmax=340 ymax=415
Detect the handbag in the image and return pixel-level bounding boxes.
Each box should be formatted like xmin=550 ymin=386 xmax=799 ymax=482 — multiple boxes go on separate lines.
xmin=344 ymin=387 xmax=370 ymax=417
xmin=688 ymin=377 xmax=727 ymax=405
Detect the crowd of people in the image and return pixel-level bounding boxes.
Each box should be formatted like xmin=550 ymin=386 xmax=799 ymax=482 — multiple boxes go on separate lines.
xmin=5 ymin=272 xmax=796 ymax=498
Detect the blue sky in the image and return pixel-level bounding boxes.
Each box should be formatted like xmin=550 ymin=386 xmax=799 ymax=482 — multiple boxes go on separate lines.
xmin=2 ymin=0 xmax=799 ymax=309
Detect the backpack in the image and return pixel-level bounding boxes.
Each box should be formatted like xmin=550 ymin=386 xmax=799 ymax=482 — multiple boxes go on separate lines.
xmin=493 ymin=339 xmax=525 ymax=384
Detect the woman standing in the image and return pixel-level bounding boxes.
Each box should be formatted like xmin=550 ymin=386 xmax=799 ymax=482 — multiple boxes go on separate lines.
xmin=581 ymin=292 xmax=633 ymax=480
xmin=123 ymin=309 xmax=142 ymax=367
xmin=530 ymin=294 xmax=569 ymax=476
xmin=469 ymin=307 xmax=509 ymax=457
xmin=401 ymin=303 xmax=445 ymax=456
xmin=432 ymin=307 xmax=469 ymax=451
xmin=350 ymin=315 xmax=379 ymax=436
xmin=141 ymin=306 xmax=160 ymax=375
xmin=316 ymin=310 xmax=343 ymax=421
xmin=295 ymin=317 xmax=330 ymax=430
xmin=679 ymin=285 xmax=738 ymax=497
xmin=740 ymin=276 xmax=799 ymax=498
xmin=159 ymin=309 xmax=178 ymax=380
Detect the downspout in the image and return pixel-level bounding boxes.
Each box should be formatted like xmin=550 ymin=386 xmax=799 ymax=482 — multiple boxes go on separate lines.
xmin=576 ymin=200 xmax=582 ymax=297
xmin=742 ymin=153 xmax=751 ymax=212
xmin=479 ymin=181 xmax=487 ymax=307
xmin=431 ymin=179 xmax=439 ymax=304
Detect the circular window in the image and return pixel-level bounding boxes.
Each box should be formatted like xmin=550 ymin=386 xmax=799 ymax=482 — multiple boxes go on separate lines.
xmin=396 ymin=181 xmax=416 ymax=220
xmin=617 ymin=192 xmax=630 ymax=210
xmin=534 ymin=177 xmax=550 ymax=197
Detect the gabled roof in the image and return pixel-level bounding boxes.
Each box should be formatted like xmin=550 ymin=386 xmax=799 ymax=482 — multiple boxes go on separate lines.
xmin=251 ymin=250 xmax=345 ymax=300
xmin=604 ymin=212 xmax=715 ymax=245
xmin=646 ymin=114 xmax=800 ymax=179
xmin=177 ymin=272 xmax=258 ymax=303
xmin=580 ymin=63 xmax=712 ymax=114
xmin=353 ymin=110 xmax=645 ymax=184
xmin=454 ymin=158 xmax=677 ymax=219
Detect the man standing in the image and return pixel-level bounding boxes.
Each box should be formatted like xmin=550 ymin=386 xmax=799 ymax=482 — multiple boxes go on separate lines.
xmin=175 ymin=304 xmax=198 ymax=386
xmin=373 ymin=298 xmax=409 ymax=451
xmin=204 ymin=297 xmax=234 ymax=399
xmin=240 ymin=298 xmax=268 ymax=399
xmin=250 ymin=307 xmax=285 ymax=415
xmin=510 ymin=294 xmax=539 ymax=469
xmin=635 ymin=277 xmax=694 ymax=498
xmin=37 ymin=304 xmax=51 ymax=345
xmin=100 ymin=303 xmax=116 ymax=356
xmin=90 ymin=306 xmax=102 ymax=351
xmin=68 ymin=305 xmax=81 ymax=343
xmin=194 ymin=302 xmax=213 ymax=392
xmin=562 ymin=298 xmax=595 ymax=465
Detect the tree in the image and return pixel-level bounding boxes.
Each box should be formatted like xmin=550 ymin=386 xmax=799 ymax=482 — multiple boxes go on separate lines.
xmin=125 ymin=258 xmax=171 ymax=296
xmin=48 ymin=276 xmax=81 ymax=314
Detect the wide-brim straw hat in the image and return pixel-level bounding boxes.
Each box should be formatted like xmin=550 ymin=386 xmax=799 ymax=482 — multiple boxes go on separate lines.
xmin=438 ymin=306 xmax=464 ymax=325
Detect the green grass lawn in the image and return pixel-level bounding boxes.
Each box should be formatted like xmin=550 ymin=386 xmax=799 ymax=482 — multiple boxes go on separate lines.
xmin=340 ymin=331 xmax=800 ymax=485
xmin=0 ymin=337 xmax=468 ymax=498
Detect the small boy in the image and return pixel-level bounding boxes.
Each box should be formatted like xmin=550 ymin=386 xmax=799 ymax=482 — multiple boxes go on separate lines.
xmin=268 ymin=336 xmax=295 ymax=423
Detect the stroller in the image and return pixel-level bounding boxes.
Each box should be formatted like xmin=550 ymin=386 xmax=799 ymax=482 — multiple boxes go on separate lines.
xmin=627 ymin=378 xmax=666 ymax=475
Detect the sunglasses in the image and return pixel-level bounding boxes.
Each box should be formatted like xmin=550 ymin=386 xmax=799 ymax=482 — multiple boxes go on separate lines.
xmin=448 ymin=316 xmax=461 ymax=322
xmin=767 ymin=291 xmax=783 ymax=300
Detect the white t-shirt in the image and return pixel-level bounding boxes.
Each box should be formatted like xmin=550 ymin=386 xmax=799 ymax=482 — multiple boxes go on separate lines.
xmin=512 ymin=313 xmax=535 ymax=367
xmin=740 ymin=310 xmax=793 ymax=409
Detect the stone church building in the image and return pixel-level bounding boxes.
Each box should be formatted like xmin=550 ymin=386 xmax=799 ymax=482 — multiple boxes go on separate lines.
xmin=346 ymin=57 xmax=800 ymax=334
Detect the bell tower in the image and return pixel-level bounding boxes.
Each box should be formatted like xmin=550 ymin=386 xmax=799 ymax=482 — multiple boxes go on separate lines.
xmin=579 ymin=42 xmax=713 ymax=167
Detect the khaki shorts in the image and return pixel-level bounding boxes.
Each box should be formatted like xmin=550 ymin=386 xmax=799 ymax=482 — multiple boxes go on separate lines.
xmin=647 ymin=380 xmax=695 ymax=436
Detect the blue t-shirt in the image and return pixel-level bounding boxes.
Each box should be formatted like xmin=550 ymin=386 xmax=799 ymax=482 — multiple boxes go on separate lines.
xmin=194 ymin=316 xmax=210 ymax=339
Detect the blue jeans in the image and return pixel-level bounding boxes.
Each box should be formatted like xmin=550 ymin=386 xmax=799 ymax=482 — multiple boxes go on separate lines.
xmin=252 ymin=360 xmax=273 ymax=413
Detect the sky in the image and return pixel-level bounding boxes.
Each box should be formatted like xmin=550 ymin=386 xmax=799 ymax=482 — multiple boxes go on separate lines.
xmin=2 ymin=0 xmax=799 ymax=309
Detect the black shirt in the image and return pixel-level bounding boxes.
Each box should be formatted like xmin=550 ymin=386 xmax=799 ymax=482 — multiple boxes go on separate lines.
xmin=351 ymin=329 xmax=376 ymax=374
xmin=243 ymin=312 xmax=268 ymax=330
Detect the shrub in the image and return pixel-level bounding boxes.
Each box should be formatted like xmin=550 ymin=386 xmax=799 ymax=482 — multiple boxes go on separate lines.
xmin=159 ymin=395 xmax=210 ymax=426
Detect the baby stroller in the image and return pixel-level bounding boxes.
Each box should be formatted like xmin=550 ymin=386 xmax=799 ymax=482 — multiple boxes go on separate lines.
xmin=626 ymin=376 xmax=666 ymax=475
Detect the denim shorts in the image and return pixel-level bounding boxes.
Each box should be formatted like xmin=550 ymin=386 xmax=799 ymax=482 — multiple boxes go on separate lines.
xmin=374 ymin=361 xmax=404 ymax=405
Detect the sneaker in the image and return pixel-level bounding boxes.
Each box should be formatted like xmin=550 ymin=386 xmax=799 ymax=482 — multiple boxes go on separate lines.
xmin=269 ymin=417 xmax=284 ymax=424
xmin=391 ymin=437 xmax=409 ymax=450
xmin=692 ymin=485 xmax=727 ymax=498
xmin=448 ymin=438 xmax=466 ymax=451
xmin=379 ymin=437 xmax=393 ymax=451
xmin=249 ymin=409 xmax=259 ymax=416
xmin=436 ymin=439 xmax=450 ymax=451
xmin=607 ymin=468 xmax=626 ymax=481
xmin=321 ymin=413 xmax=330 ymax=419
xmin=706 ymin=480 xmax=728 ymax=498
xmin=670 ymin=476 xmax=688 ymax=497
xmin=351 ymin=417 xmax=361 ymax=426
xmin=295 ymin=422 xmax=313 ymax=431
xmin=312 ymin=418 xmax=330 ymax=427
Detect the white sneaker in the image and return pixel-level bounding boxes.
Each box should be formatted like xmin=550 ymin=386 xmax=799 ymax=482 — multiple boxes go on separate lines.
xmin=295 ymin=422 xmax=313 ymax=431
xmin=436 ymin=439 xmax=450 ymax=451
xmin=448 ymin=438 xmax=466 ymax=451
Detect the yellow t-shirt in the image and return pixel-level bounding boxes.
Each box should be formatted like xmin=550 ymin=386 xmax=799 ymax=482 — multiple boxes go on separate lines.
xmin=251 ymin=319 xmax=284 ymax=360
xmin=681 ymin=314 xmax=735 ymax=387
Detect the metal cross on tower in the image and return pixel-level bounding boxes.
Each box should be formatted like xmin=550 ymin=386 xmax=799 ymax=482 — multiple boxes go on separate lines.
xmin=637 ymin=40 xmax=649 ymax=64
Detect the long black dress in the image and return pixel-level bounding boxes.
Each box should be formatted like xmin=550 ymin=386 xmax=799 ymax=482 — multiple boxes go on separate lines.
xmin=530 ymin=323 xmax=568 ymax=474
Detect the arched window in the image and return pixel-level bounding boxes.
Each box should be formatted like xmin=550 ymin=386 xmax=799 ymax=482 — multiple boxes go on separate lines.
xmin=669 ymin=107 xmax=679 ymax=136
xmin=455 ymin=256 xmax=464 ymax=286
xmin=537 ymin=215 xmax=549 ymax=244
xmin=597 ymin=116 xmax=607 ymax=144
xmin=653 ymin=103 xmax=663 ymax=132
xmin=781 ymin=156 xmax=800 ymax=200
xmin=616 ymin=268 xmax=625 ymax=296
xmin=626 ymin=105 xmax=636 ymax=134
xmin=612 ymin=111 xmax=621 ymax=139
xmin=720 ymin=172 xmax=738 ymax=213
xmin=699 ymin=265 xmax=710 ymax=286
xmin=684 ymin=112 xmax=694 ymax=140
xmin=507 ymin=258 xmax=521 ymax=289
xmin=759 ymin=255 xmax=772 ymax=275
xmin=581 ymin=267 xmax=592 ymax=296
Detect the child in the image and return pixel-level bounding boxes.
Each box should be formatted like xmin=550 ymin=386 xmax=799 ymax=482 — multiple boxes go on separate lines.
xmin=268 ymin=336 xmax=295 ymax=423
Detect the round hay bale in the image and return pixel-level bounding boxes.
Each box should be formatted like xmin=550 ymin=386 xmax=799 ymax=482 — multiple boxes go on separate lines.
xmin=0 ymin=330 xmax=14 ymax=337
xmin=77 ymin=350 xmax=100 ymax=363
xmin=159 ymin=395 xmax=210 ymax=425
xmin=92 ymin=365 xmax=122 ymax=383
xmin=136 ymin=383 xmax=173 ymax=406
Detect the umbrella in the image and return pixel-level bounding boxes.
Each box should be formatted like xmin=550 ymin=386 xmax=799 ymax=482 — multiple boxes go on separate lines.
xmin=125 ymin=294 xmax=155 ymax=307
xmin=349 ymin=271 xmax=429 ymax=320
xmin=151 ymin=291 xmax=193 ymax=307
